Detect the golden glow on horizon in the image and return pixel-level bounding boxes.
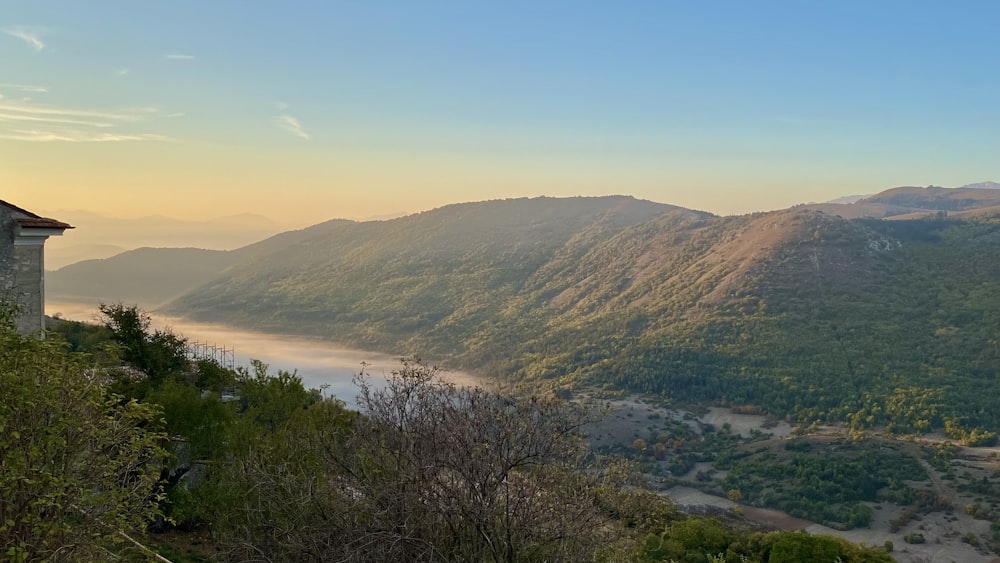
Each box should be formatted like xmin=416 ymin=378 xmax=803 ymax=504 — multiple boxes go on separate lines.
xmin=1 ymin=138 xmax=947 ymax=226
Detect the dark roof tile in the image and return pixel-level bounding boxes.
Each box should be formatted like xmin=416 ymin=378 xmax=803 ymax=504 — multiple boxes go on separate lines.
xmin=17 ymin=217 xmax=74 ymax=229
xmin=0 ymin=199 xmax=74 ymax=230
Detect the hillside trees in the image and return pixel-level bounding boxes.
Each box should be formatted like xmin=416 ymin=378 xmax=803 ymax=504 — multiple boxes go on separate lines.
xmin=719 ymin=439 xmax=925 ymax=528
xmin=0 ymin=310 xmax=166 ymax=561
xmin=154 ymin=204 xmax=1000 ymax=433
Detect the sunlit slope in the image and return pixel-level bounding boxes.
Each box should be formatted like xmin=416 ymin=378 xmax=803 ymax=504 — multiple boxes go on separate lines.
xmin=479 ymin=209 xmax=1000 ymax=431
xmin=160 ymin=196 xmax=1000 ymax=430
xmin=166 ymin=196 xmax=678 ymax=346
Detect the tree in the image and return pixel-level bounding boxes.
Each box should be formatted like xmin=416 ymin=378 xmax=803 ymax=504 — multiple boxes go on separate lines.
xmin=643 ymin=518 xmax=734 ymax=562
xmin=235 ymin=359 xmax=318 ymax=434
xmin=0 ymin=312 xmax=166 ymax=561
xmin=204 ymin=396 xmax=358 ymax=561
xmin=98 ymin=302 xmax=188 ymax=387
xmin=211 ymin=358 xmax=641 ymax=562
xmin=766 ymin=531 xmax=893 ymax=563
xmin=346 ymin=359 xmax=611 ymax=562
xmin=726 ymin=488 xmax=743 ymax=504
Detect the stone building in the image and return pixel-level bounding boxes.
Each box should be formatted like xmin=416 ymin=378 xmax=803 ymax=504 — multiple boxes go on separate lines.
xmin=0 ymin=199 xmax=72 ymax=335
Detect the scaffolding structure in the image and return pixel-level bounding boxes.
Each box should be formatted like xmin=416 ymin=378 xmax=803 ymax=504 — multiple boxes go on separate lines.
xmin=187 ymin=341 xmax=236 ymax=370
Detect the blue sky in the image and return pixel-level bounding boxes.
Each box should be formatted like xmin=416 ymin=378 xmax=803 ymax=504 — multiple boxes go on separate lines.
xmin=2 ymin=1 xmax=998 ymax=224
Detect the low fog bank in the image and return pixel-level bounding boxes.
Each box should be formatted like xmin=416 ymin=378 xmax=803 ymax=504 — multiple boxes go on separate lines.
xmin=46 ymin=299 xmax=481 ymax=408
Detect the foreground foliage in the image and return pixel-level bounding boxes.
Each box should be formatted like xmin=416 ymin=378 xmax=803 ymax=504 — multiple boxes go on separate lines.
xmin=642 ymin=521 xmax=893 ymax=563
xmin=206 ymin=360 xmax=656 ymax=562
xmin=36 ymin=305 xmax=902 ymax=562
xmin=0 ymin=314 xmax=166 ymax=562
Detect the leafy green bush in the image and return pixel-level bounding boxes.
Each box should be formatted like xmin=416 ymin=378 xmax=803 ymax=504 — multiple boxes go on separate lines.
xmin=0 ymin=313 xmax=166 ymax=560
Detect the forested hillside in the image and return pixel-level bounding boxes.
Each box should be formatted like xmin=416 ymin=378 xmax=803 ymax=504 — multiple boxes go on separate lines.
xmin=166 ymin=196 xmax=679 ymax=347
xmin=58 ymin=191 xmax=1000 ymax=434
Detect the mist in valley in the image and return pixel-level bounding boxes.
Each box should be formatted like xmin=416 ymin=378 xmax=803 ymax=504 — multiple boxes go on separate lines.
xmin=46 ymin=299 xmax=480 ymax=408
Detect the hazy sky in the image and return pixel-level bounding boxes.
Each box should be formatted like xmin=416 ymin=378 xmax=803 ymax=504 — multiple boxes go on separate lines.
xmin=3 ymin=1 xmax=998 ymax=226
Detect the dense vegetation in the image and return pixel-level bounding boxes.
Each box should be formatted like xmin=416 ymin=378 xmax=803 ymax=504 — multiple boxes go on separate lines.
xmin=0 ymin=308 xmax=165 ymax=561
xmin=2 ymin=305 xmax=897 ymax=561
xmin=718 ymin=439 xmax=927 ymax=528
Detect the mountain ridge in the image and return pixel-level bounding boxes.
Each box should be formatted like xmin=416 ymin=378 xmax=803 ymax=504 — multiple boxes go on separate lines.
xmin=47 ymin=188 xmax=1000 ymax=432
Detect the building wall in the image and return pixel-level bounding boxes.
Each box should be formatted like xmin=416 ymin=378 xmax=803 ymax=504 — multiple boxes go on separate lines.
xmin=0 ymin=207 xmax=17 ymax=305
xmin=0 ymin=206 xmax=47 ymax=334
xmin=14 ymin=244 xmax=45 ymax=334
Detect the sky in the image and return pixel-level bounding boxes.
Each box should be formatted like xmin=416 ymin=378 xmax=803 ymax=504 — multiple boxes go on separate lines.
xmin=2 ymin=1 xmax=999 ymax=227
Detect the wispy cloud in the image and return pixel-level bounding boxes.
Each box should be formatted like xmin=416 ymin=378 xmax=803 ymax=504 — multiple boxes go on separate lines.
xmin=0 ymin=111 xmax=116 ymax=128
xmin=0 ymin=130 xmax=167 ymax=142
xmin=115 ymin=68 xmax=130 ymax=76
xmin=273 ymin=114 xmax=310 ymax=140
xmin=5 ymin=28 xmax=45 ymax=51
xmin=0 ymin=83 xmax=48 ymax=93
xmin=0 ymin=101 xmax=146 ymax=122
xmin=0 ymin=100 xmax=170 ymax=143
xmin=164 ymin=53 xmax=195 ymax=60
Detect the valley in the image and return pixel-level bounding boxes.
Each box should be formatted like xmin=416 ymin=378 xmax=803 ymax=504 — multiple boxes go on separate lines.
xmin=47 ymin=188 xmax=1000 ymax=435
xmin=40 ymin=185 xmax=1000 ymax=561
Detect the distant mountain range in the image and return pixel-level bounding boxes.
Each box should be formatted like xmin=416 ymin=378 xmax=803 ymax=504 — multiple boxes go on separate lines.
xmin=960 ymin=181 xmax=1000 ymax=190
xmin=45 ymin=243 xmax=128 ymax=271
xmin=46 ymin=218 xmax=353 ymax=306
xmin=46 ymin=184 xmax=1000 ymax=431
xmin=42 ymin=211 xmax=292 ymax=270
xmin=42 ymin=182 xmax=999 ymax=270
xmin=818 ymin=181 xmax=1000 ymax=207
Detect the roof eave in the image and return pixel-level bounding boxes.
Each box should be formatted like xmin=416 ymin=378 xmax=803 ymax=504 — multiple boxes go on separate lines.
xmin=15 ymin=225 xmax=72 ymax=239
